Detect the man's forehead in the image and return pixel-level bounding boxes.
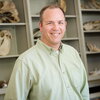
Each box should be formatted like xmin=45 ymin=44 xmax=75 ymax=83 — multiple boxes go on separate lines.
xmin=45 ymin=20 xmax=65 ymax=22
xmin=43 ymin=8 xmax=64 ymax=16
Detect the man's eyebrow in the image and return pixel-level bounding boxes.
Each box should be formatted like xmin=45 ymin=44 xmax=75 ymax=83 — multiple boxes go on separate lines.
xmin=45 ymin=20 xmax=65 ymax=22
xmin=59 ymin=20 xmax=65 ymax=22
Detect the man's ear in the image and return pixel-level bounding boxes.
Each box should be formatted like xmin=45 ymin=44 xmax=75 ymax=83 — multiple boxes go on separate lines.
xmin=39 ymin=22 xmax=42 ymax=32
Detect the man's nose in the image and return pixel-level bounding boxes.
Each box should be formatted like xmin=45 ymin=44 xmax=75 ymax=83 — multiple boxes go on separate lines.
xmin=52 ymin=23 xmax=59 ymax=30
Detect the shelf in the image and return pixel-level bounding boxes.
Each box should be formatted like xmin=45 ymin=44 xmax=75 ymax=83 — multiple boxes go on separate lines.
xmin=86 ymin=52 xmax=100 ymax=55
xmin=31 ymin=15 xmax=39 ymax=18
xmin=31 ymin=15 xmax=76 ymax=18
xmin=33 ymin=38 xmax=79 ymax=43
xmin=0 ymin=0 xmax=100 ymax=99
xmin=33 ymin=39 xmax=38 ymax=42
xmin=62 ymin=38 xmax=79 ymax=41
xmin=0 ymin=88 xmax=6 ymax=95
xmin=0 ymin=0 xmax=29 ymax=98
xmin=0 ymin=55 xmax=19 ymax=59
xmin=0 ymin=23 xmax=26 ymax=26
xmin=65 ymin=15 xmax=76 ymax=18
xmin=90 ymin=92 xmax=100 ymax=99
xmin=62 ymin=38 xmax=80 ymax=52
xmin=84 ymin=30 xmax=100 ymax=33
xmin=81 ymin=9 xmax=100 ymax=12
xmin=88 ymin=75 xmax=100 ymax=81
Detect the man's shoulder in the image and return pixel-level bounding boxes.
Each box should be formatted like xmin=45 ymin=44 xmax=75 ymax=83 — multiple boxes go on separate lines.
xmin=63 ymin=43 xmax=77 ymax=52
xmin=18 ymin=46 xmax=37 ymax=61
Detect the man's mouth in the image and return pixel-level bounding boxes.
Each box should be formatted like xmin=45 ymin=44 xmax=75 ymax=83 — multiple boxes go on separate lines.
xmin=51 ymin=33 xmax=60 ymax=37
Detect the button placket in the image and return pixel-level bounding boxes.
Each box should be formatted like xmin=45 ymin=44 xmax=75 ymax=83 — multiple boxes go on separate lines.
xmin=58 ymin=53 xmax=70 ymax=88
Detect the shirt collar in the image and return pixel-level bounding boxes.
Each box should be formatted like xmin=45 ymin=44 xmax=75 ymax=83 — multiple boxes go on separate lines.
xmin=36 ymin=39 xmax=63 ymax=54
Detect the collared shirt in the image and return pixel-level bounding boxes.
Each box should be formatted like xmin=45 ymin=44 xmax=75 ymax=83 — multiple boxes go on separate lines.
xmin=4 ymin=40 xmax=89 ymax=100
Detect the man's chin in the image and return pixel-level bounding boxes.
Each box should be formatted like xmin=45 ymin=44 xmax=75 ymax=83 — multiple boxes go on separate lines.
xmin=52 ymin=41 xmax=61 ymax=45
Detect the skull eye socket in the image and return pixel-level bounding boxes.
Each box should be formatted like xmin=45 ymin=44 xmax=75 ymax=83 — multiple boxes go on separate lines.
xmin=0 ymin=32 xmax=4 ymax=37
xmin=0 ymin=30 xmax=12 ymax=39
xmin=3 ymin=12 xmax=12 ymax=17
xmin=6 ymin=35 xmax=9 ymax=37
xmin=9 ymin=35 xmax=12 ymax=39
xmin=0 ymin=2 xmax=3 ymax=8
xmin=6 ymin=34 xmax=11 ymax=39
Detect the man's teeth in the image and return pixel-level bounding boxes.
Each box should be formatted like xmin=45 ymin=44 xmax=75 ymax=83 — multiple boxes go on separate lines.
xmin=51 ymin=33 xmax=60 ymax=36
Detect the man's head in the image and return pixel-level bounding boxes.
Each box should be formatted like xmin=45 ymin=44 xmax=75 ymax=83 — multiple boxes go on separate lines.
xmin=39 ymin=4 xmax=65 ymax=23
xmin=39 ymin=4 xmax=67 ymax=50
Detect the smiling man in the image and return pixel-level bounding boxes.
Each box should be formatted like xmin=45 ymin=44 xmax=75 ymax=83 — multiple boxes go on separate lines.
xmin=4 ymin=4 xmax=89 ymax=100
xmin=40 ymin=6 xmax=66 ymax=50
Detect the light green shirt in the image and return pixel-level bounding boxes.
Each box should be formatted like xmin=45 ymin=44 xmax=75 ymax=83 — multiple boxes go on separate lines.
xmin=4 ymin=40 xmax=89 ymax=100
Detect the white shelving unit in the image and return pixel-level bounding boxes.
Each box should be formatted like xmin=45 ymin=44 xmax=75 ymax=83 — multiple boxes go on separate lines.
xmin=78 ymin=0 xmax=100 ymax=99
xmin=0 ymin=0 xmax=30 ymax=99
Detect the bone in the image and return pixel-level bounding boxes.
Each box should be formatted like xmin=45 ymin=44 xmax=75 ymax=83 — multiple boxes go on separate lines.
xmin=59 ymin=0 xmax=67 ymax=13
xmin=0 ymin=31 xmax=4 ymax=46
xmin=89 ymin=68 xmax=100 ymax=76
xmin=0 ymin=80 xmax=8 ymax=88
xmin=81 ymin=0 xmax=100 ymax=9
xmin=33 ymin=28 xmax=41 ymax=39
xmin=83 ymin=20 xmax=100 ymax=31
xmin=0 ymin=30 xmax=12 ymax=56
xmin=0 ymin=1 xmax=20 ymax=23
xmin=87 ymin=43 xmax=100 ymax=52
xmin=92 ymin=0 xmax=100 ymax=9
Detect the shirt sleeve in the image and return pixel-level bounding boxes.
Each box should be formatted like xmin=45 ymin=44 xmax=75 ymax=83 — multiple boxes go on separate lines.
xmin=4 ymin=58 xmax=33 ymax=100
xmin=75 ymin=50 xmax=90 ymax=100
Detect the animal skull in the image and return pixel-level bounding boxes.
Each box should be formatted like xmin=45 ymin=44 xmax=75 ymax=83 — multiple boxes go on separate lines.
xmin=83 ymin=20 xmax=100 ymax=31
xmin=0 ymin=30 xmax=12 ymax=56
xmin=58 ymin=0 xmax=67 ymax=13
xmin=0 ymin=0 xmax=20 ymax=23
xmin=81 ymin=0 xmax=100 ymax=9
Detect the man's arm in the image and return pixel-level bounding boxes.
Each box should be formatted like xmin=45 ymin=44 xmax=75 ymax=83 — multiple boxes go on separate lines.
xmin=76 ymin=51 xmax=90 ymax=100
xmin=4 ymin=58 xmax=33 ymax=100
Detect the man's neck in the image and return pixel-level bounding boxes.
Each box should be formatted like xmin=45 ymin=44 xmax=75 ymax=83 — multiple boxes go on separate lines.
xmin=40 ymin=39 xmax=60 ymax=50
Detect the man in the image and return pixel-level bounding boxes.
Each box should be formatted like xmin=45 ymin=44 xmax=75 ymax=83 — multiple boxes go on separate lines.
xmin=4 ymin=4 xmax=89 ymax=100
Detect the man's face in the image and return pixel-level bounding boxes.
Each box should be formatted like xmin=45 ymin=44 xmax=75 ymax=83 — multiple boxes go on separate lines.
xmin=39 ymin=8 xmax=67 ymax=49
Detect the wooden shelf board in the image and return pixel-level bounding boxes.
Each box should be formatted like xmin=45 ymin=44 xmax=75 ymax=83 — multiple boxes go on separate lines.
xmin=0 ymin=55 xmax=19 ymax=59
xmin=33 ymin=38 xmax=79 ymax=42
xmin=0 ymin=88 xmax=6 ymax=95
xmin=81 ymin=9 xmax=100 ymax=12
xmin=31 ymin=15 xmax=76 ymax=18
xmin=90 ymin=92 xmax=100 ymax=99
xmin=65 ymin=15 xmax=76 ymax=18
xmin=86 ymin=51 xmax=100 ymax=55
xmin=0 ymin=23 xmax=26 ymax=26
xmin=88 ymin=75 xmax=100 ymax=81
xmin=84 ymin=30 xmax=100 ymax=33
xmin=62 ymin=37 xmax=79 ymax=41
xmin=31 ymin=15 xmax=39 ymax=17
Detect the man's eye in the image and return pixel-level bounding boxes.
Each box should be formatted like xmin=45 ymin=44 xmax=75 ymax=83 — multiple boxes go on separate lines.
xmin=46 ymin=22 xmax=52 ymax=25
xmin=59 ymin=22 xmax=64 ymax=24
